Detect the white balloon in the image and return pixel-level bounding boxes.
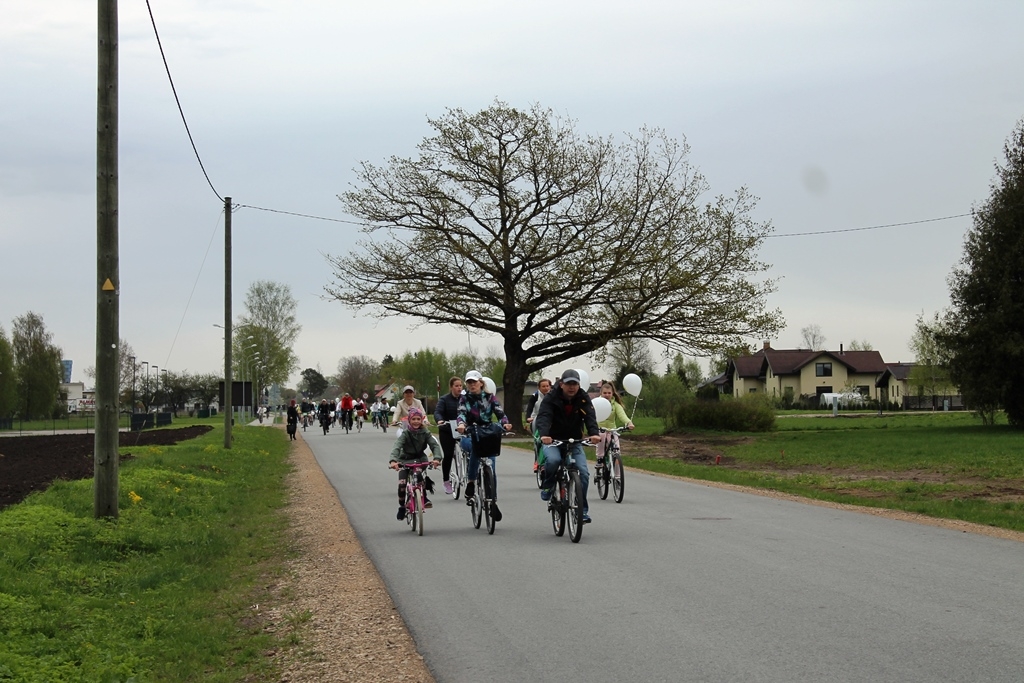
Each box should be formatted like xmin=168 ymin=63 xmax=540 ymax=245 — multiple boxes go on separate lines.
xmin=483 ymin=376 xmax=497 ymax=395
xmin=574 ymin=368 xmax=591 ymax=390
xmin=622 ymin=373 xmax=643 ymax=396
xmin=592 ymin=396 xmax=612 ymax=422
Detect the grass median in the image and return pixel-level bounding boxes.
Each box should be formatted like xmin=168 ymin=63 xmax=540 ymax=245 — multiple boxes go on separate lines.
xmin=0 ymin=424 xmax=292 ymax=682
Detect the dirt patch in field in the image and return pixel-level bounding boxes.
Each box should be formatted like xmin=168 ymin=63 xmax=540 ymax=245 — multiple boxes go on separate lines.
xmin=0 ymin=426 xmax=213 ymax=510
xmin=628 ymin=432 xmax=1024 ymax=505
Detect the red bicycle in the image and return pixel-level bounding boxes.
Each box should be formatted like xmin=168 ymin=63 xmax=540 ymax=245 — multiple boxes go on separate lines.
xmin=392 ymin=461 xmax=435 ymax=536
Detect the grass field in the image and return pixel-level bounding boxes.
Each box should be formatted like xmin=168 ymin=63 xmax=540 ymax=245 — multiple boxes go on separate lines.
xmin=624 ymin=411 xmax=1024 ymax=533
xmin=0 ymin=425 xmax=292 ymax=682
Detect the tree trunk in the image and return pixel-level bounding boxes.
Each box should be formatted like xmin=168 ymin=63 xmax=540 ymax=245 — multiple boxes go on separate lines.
xmin=502 ymin=342 xmax=530 ymax=432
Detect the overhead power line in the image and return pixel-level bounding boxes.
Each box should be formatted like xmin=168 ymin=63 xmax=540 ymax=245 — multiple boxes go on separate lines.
xmin=234 ymin=203 xmax=369 ymax=226
xmin=145 ymin=0 xmax=222 ymax=202
xmin=769 ymin=212 xmax=972 ymax=238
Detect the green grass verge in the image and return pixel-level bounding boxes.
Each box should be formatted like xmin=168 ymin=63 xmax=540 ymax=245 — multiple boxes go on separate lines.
xmin=625 ymin=412 xmax=1024 ymax=533
xmin=0 ymin=425 xmax=293 ymax=682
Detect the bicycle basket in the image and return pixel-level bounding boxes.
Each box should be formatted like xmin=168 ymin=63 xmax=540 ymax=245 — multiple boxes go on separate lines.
xmin=470 ymin=422 xmax=503 ymax=457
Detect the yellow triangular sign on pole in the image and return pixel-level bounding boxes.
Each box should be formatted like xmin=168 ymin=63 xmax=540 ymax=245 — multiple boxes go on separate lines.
xmin=102 ymin=278 xmax=115 ymax=291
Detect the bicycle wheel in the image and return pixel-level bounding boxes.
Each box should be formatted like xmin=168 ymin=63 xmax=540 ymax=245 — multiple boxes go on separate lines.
xmin=612 ymin=452 xmax=625 ymax=503
xmin=567 ymin=470 xmax=584 ymax=543
xmin=596 ymin=459 xmax=609 ymax=500
xmin=551 ymin=474 xmax=566 ymax=537
xmin=452 ymin=449 xmax=465 ymax=500
xmin=483 ymin=463 xmax=496 ymax=535
xmin=471 ymin=475 xmax=483 ymax=529
xmin=414 ymin=487 xmax=424 ymax=536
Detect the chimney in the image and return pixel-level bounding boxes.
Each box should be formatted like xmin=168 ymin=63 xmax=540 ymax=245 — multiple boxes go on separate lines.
xmin=763 ymin=340 xmax=771 ymax=350
xmin=840 ymin=343 xmax=844 ymax=355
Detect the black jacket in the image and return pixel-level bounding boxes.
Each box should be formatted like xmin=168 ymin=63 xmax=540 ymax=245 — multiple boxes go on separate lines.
xmin=534 ymin=386 xmax=599 ymax=441
xmin=434 ymin=392 xmax=462 ymax=423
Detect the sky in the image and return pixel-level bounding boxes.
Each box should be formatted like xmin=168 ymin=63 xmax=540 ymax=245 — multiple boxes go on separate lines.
xmin=3 ymin=1 xmax=1023 ymax=388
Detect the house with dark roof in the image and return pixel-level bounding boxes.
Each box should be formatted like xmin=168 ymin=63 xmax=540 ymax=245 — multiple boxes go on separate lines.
xmin=726 ymin=343 xmax=889 ymax=401
xmin=875 ymin=362 xmax=915 ymax=407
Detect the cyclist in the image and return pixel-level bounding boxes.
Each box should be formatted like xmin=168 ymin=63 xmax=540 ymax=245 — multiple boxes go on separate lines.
xmin=339 ymin=392 xmax=355 ymax=431
xmin=353 ymin=397 xmax=367 ymax=429
xmin=596 ymin=381 xmax=635 ymax=466
xmin=456 ymin=370 xmax=512 ymax=521
xmin=525 ymin=378 xmax=552 ymax=473
xmin=388 ymin=408 xmax=441 ymax=520
xmin=317 ymin=399 xmax=332 ymax=433
xmin=535 ymin=369 xmax=600 ymax=524
xmin=433 ymin=376 xmax=464 ymax=495
xmin=392 ymin=386 xmax=426 ymax=428
xmin=379 ymin=397 xmax=391 ymax=431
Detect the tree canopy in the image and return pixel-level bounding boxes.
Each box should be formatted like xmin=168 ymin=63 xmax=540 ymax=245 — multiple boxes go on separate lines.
xmin=327 ymin=102 xmax=782 ymax=425
xmin=11 ymin=312 xmax=63 ymax=419
xmin=0 ymin=326 xmax=17 ymax=417
xmin=236 ymin=280 xmax=301 ymax=396
xmin=940 ymin=118 xmax=1024 ymax=426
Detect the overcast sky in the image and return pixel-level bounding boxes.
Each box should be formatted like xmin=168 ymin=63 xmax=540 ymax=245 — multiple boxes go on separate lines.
xmin=3 ymin=1 xmax=1023 ymax=388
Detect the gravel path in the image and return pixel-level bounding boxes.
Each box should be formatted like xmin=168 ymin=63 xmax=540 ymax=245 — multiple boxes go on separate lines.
xmin=267 ymin=430 xmax=434 ymax=682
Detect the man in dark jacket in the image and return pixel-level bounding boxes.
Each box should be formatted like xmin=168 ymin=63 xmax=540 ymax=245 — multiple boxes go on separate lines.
xmin=534 ymin=369 xmax=600 ymax=523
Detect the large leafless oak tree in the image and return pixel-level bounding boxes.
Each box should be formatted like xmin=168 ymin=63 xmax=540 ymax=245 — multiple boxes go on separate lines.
xmin=326 ymin=102 xmax=782 ymax=426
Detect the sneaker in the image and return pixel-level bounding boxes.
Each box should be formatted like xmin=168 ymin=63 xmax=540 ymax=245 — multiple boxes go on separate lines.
xmin=582 ymin=513 xmax=592 ymax=524
xmin=424 ymin=499 xmax=433 ymax=509
xmin=397 ymin=506 xmax=407 ymax=520
xmin=465 ymin=482 xmax=475 ymax=499
xmin=540 ymin=488 xmax=552 ymax=502
xmin=490 ymin=502 xmax=502 ymax=522
xmin=532 ymin=462 xmax=539 ymax=473
xmin=444 ymin=480 xmax=453 ymax=495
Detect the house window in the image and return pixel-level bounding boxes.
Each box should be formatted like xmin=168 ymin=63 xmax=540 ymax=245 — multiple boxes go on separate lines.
xmin=749 ymin=388 xmax=757 ymax=393
xmin=857 ymin=386 xmax=870 ymax=397
xmin=815 ymin=362 xmax=832 ymax=377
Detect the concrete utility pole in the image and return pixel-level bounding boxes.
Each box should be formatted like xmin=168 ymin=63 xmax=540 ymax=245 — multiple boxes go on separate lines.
xmin=95 ymin=0 xmax=120 ymax=518
xmin=224 ymin=196 xmax=232 ymax=448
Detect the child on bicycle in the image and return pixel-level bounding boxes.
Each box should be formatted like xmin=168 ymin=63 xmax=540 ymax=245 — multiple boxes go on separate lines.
xmin=456 ymin=370 xmax=512 ymax=521
xmin=388 ymin=408 xmax=441 ymax=520
xmin=596 ymin=381 xmax=634 ymax=464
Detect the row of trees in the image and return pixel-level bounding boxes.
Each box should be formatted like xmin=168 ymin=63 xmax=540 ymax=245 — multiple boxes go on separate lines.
xmin=0 ymin=313 xmax=64 ymax=420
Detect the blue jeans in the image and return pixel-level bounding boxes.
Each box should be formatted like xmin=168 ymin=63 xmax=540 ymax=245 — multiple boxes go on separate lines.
xmin=461 ymin=436 xmax=497 ymax=498
xmin=541 ymin=442 xmax=590 ymax=513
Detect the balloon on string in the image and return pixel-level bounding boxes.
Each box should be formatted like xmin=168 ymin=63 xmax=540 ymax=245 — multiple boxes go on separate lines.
xmin=574 ymin=369 xmax=591 ymax=390
xmin=622 ymin=373 xmax=643 ymax=396
xmin=483 ymin=377 xmax=497 ymax=394
xmin=592 ymin=396 xmax=612 ymax=422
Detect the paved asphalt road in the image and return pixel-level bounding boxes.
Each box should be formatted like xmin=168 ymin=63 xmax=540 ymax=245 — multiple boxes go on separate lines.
xmin=305 ymin=424 xmax=1024 ymax=683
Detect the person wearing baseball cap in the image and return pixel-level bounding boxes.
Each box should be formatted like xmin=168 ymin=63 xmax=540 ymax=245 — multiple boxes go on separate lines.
xmin=534 ymin=369 xmax=600 ymax=523
xmin=393 ymin=385 xmax=427 ymax=430
xmin=456 ymin=369 xmax=512 ymax=522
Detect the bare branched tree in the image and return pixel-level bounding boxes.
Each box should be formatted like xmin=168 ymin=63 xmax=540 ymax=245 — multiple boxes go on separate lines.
xmin=326 ymin=102 xmax=782 ymax=426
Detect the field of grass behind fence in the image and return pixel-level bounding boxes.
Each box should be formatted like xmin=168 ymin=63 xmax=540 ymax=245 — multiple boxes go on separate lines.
xmin=626 ymin=411 xmax=1024 ymax=533
xmin=0 ymin=425 xmax=292 ymax=682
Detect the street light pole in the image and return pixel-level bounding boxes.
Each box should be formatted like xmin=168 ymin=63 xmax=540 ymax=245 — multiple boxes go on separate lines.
xmin=141 ymin=361 xmax=148 ymax=411
xmin=130 ymin=356 xmax=136 ymax=414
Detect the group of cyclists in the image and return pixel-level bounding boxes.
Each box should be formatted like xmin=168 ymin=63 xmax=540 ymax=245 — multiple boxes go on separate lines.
xmin=284 ymin=368 xmax=635 ymax=530
xmin=388 ymin=368 xmax=635 ymax=528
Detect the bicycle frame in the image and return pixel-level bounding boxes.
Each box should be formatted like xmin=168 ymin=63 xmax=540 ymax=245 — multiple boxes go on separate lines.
xmin=543 ymin=439 xmax=592 ymax=543
xmin=399 ymin=461 xmax=433 ymax=536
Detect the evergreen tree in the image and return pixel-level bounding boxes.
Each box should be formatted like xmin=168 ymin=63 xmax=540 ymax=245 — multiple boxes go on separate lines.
xmin=941 ymin=119 xmax=1024 ymax=426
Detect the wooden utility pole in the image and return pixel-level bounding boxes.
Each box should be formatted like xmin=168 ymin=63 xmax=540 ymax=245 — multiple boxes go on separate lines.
xmin=224 ymin=196 xmax=233 ymax=448
xmin=95 ymin=0 xmax=120 ymax=518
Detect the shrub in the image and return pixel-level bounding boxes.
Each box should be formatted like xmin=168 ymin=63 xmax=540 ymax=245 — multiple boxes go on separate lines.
xmin=670 ymin=395 xmax=776 ymax=432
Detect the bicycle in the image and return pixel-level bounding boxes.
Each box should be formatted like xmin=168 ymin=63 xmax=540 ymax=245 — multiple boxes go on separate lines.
xmin=340 ymin=409 xmax=352 ymax=434
xmin=392 ymin=461 xmax=434 ymax=536
xmin=355 ymin=410 xmax=365 ymax=432
xmin=438 ymin=422 xmax=469 ymax=500
xmin=541 ymin=439 xmax=591 ymax=543
xmin=468 ymin=449 xmax=498 ymax=535
xmin=462 ymin=424 xmax=508 ymax=534
xmin=594 ymin=426 xmax=627 ymax=503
